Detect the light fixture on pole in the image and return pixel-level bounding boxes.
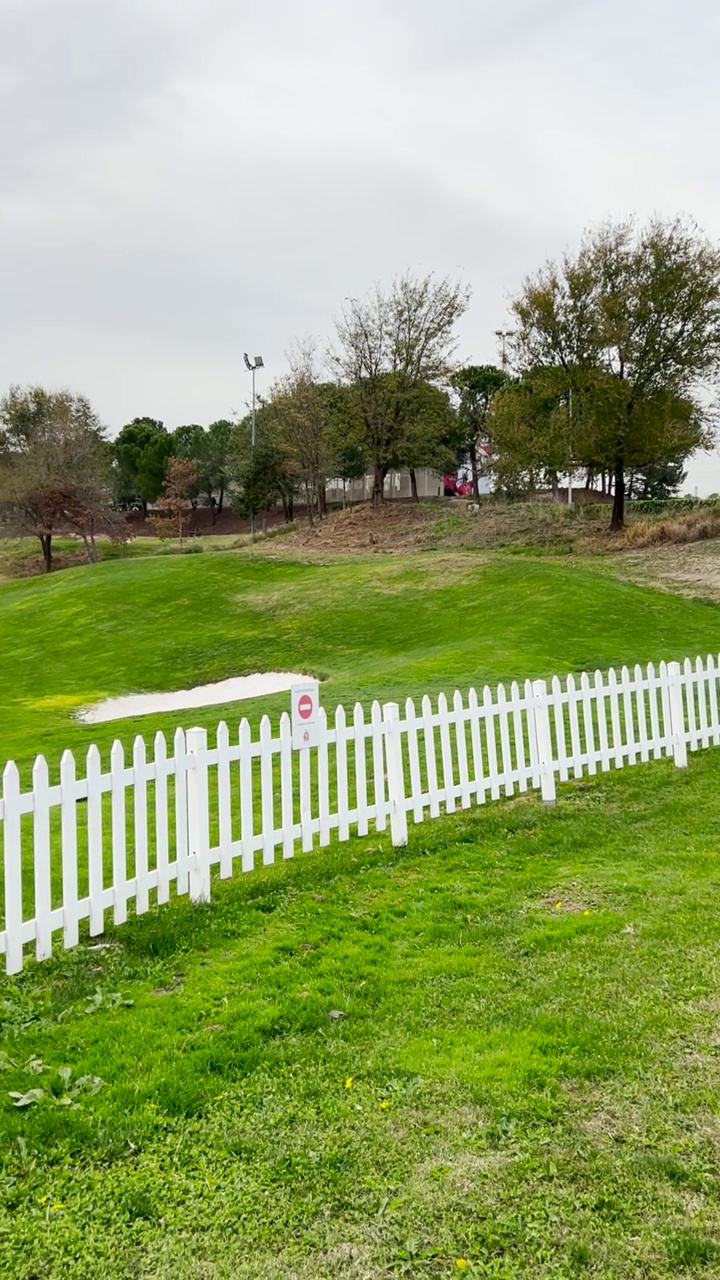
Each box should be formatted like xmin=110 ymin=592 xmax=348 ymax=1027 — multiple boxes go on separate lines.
xmin=494 ymin=330 xmax=514 ymax=374
xmin=243 ymin=354 xmax=264 ymax=539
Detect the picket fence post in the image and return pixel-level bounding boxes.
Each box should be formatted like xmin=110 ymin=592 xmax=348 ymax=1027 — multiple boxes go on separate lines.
xmin=532 ymin=680 xmax=557 ymax=804
xmin=668 ymin=661 xmax=688 ymax=768
xmin=383 ymin=702 xmax=408 ymax=847
xmin=186 ymin=727 xmax=211 ymax=902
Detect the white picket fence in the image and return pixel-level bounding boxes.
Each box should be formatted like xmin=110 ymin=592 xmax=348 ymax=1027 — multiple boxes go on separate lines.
xmin=1 ymin=655 xmax=717 ymax=974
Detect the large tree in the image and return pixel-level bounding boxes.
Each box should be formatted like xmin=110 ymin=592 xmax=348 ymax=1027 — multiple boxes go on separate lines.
xmin=332 ymin=272 xmax=470 ymax=503
xmin=451 ymin=365 xmax=507 ymax=501
xmin=112 ymin=417 xmax=173 ymax=514
xmin=509 ymin=218 xmax=720 ymax=528
xmin=0 ymin=386 xmax=124 ymax=571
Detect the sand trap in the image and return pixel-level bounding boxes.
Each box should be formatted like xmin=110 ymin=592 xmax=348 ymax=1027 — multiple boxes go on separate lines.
xmin=77 ymin=673 xmax=312 ymax=725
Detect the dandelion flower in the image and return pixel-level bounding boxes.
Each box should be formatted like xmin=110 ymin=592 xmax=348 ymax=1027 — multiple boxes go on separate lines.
xmin=583 ymin=910 xmax=591 ymax=917
xmin=38 ymin=1196 xmax=48 ymax=1206
xmin=51 ymin=1203 xmax=64 ymax=1211
xmin=455 ymin=1262 xmax=468 ymax=1271
xmin=345 ymin=1077 xmax=353 ymax=1090
xmin=555 ymin=901 xmax=563 ymax=909
xmin=379 ymin=1100 xmax=389 ymax=1110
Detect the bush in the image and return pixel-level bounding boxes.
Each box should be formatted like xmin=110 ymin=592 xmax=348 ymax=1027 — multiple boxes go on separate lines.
xmin=627 ymin=497 xmax=720 ymax=516
xmin=623 ymin=510 xmax=720 ymax=547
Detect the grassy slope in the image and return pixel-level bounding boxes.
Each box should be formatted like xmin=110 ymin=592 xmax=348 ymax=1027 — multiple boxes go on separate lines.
xmin=3 ymin=544 xmax=720 ymax=1276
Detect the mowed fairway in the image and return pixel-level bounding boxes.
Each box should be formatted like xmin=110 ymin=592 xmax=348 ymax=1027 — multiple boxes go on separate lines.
xmin=3 ymin=544 xmax=720 ymax=1278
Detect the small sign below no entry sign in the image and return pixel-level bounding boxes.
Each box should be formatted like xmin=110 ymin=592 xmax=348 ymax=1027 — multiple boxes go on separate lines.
xmin=291 ymin=681 xmax=320 ymax=749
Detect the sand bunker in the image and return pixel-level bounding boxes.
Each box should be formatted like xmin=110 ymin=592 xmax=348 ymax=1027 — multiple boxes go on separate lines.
xmin=77 ymin=673 xmax=311 ymax=724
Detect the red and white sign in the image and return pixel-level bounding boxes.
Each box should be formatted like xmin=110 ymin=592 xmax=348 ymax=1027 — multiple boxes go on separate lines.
xmin=291 ymin=682 xmax=320 ymax=749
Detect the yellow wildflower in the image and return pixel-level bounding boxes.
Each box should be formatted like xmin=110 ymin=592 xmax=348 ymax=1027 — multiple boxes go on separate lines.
xmin=555 ymin=902 xmax=563 ymax=909
xmin=51 ymin=1203 xmax=64 ymax=1211
xmin=345 ymin=1077 xmax=353 ymax=1090
xmin=379 ymin=1100 xmax=389 ymax=1110
xmin=456 ymin=1262 xmax=468 ymax=1271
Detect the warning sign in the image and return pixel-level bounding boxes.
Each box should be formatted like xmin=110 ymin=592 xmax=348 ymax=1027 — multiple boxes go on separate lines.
xmin=291 ymin=681 xmax=320 ymax=749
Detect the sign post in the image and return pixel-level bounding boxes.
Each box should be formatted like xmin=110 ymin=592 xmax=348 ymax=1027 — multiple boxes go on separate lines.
xmin=291 ymin=681 xmax=320 ymax=749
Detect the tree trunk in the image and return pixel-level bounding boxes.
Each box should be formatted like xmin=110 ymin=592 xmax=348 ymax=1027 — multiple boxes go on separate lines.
xmin=142 ymin=499 xmax=148 ymax=519
xmin=410 ymin=468 xmax=419 ymax=503
xmin=372 ymin=462 xmax=386 ymax=506
xmin=305 ymin=483 xmax=314 ymax=527
xmin=318 ymin=482 xmax=327 ymax=519
xmin=550 ymin=470 xmax=560 ymax=501
xmin=610 ymin=457 xmax=625 ymax=531
xmin=469 ymin=440 xmax=480 ymax=504
xmin=39 ymin=533 xmax=52 ymax=572
xmin=584 ymin=468 xmax=594 ymax=491
xmin=218 ymin=483 xmax=224 ymax=514
xmin=600 ymin=470 xmax=607 ymax=496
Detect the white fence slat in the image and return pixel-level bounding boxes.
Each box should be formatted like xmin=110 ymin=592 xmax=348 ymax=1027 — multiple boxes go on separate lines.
xmin=696 ymin=656 xmax=709 ymax=749
xmin=668 ymin=662 xmax=688 ymax=768
xmin=279 ymin=713 xmax=295 ymax=859
xmin=154 ymin=732 xmax=170 ymax=904
xmin=299 ymin=746 xmax=313 ymax=853
xmin=580 ymin=674 xmax=597 ymax=775
xmin=317 ymin=708 xmax=331 ymax=847
xmin=453 ymin=691 xmax=472 ymax=809
xmin=708 ymin=655 xmax=720 ymax=746
xmin=32 ymin=756 xmax=52 ymax=962
xmin=216 ymin=721 xmax=233 ymax=878
xmin=552 ymin=676 xmax=569 ymax=782
xmin=438 ymin=693 xmax=456 ymax=813
xmin=594 ymin=670 xmax=611 ymax=771
xmin=133 ymin=736 xmax=150 ymax=916
xmin=511 ymin=682 xmax=528 ymax=793
xmin=619 ymin=666 xmax=637 ymax=767
xmin=383 ymin=702 xmax=408 ymax=847
xmin=531 ymin=681 xmax=556 ymax=804
xmin=422 ymin=695 xmax=441 ymax=818
xmin=239 ymin=718 xmax=255 ymax=871
xmin=353 ymin=703 xmax=370 ymax=836
xmin=607 ymin=668 xmax=624 ymax=768
xmin=634 ymin=666 xmax=650 ymax=764
xmin=483 ymin=686 xmax=501 ymax=801
xmin=110 ymin=741 xmax=128 ymax=925
xmin=336 ymin=705 xmax=350 ymax=843
xmin=524 ymin=679 xmax=541 ymax=790
xmin=174 ymin=727 xmax=189 ymax=894
xmin=187 ymin=727 xmax=211 ymax=901
xmin=684 ymin=658 xmax=698 ymax=750
xmin=405 ymin=699 xmax=423 ymax=823
xmin=371 ymin=700 xmax=387 ymax=830
xmin=260 ymin=716 xmax=276 ymax=864
xmin=86 ymin=745 xmax=104 ymax=936
xmin=566 ymin=676 xmax=583 ymax=779
xmin=468 ymin=687 xmax=487 ymax=802
xmin=497 ymin=684 xmax=514 ymax=797
xmin=3 ymin=761 xmax=23 ymax=974
xmin=659 ymin=661 xmax=673 ymax=756
xmin=647 ymin=663 xmax=661 ymax=760
xmin=61 ymin=749 xmax=81 ymax=946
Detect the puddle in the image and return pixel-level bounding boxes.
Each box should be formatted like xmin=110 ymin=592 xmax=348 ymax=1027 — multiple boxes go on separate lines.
xmin=77 ymin=673 xmax=312 ymax=724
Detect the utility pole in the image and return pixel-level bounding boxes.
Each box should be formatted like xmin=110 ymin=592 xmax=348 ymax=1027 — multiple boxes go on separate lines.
xmin=243 ymin=353 xmax=264 ymax=539
xmin=495 ymin=329 xmax=514 ymax=374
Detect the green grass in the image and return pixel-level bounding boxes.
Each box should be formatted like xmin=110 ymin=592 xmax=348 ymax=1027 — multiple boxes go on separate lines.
xmin=3 ymin=540 xmax=720 ymax=1276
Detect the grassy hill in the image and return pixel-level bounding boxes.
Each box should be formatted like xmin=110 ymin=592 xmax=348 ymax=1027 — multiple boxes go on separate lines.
xmin=2 ymin=541 xmax=720 ymax=1277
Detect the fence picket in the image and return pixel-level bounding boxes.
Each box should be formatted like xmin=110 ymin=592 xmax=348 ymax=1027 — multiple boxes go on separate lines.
xmin=647 ymin=663 xmax=662 ymax=760
xmin=594 ymin=670 xmax=611 ymax=771
xmin=353 ymin=703 xmax=369 ymax=835
xmin=336 ymin=706 xmax=350 ymax=842
xmin=634 ymin=665 xmax=650 ymax=764
xmin=511 ymin=682 xmax=528 ymax=793
xmin=216 ymin=721 xmax=233 ymax=878
xmin=86 ymin=745 xmax=104 ymax=936
xmin=483 ymin=686 xmax=501 ymax=801
xmin=552 ymin=676 xmax=569 ymax=782
xmin=659 ymin=661 xmax=673 ymax=756
xmin=438 ymin=693 xmax=455 ymax=813
xmin=154 ymin=733 xmax=170 ymax=904
xmin=405 ymin=698 xmax=424 ymax=823
xmin=174 ymin=728 xmax=189 ymax=894
xmin=317 ymin=709 xmax=331 ymax=848
xmin=453 ymin=691 xmax=471 ymax=809
xmin=608 ymin=668 xmax=624 ymax=768
xmin=468 ymin=687 xmax=486 ymax=802
xmin=620 ymin=666 xmax=637 ymax=766
xmin=133 ymin=737 xmax=150 ymax=916
xmin=3 ymin=761 xmax=23 ymax=974
xmin=685 ymin=658 xmax=698 ymax=750
xmin=239 ymin=719 xmax=255 ymax=871
xmin=299 ymin=746 xmax=313 ymax=853
xmin=61 ymin=749 xmax=80 ymax=946
xmin=371 ymin=701 xmax=387 ymax=829
xmin=497 ymin=684 xmax=514 ymax=797
xmin=566 ymin=676 xmax=583 ymax=778
xmin=696 ymin=656 xmax=709 ymax=748
xmin=260 ymin=715 xmax=276 ymax=864
xmin=422 ymin=695 xmax=440 ymax=818
xmin=525 ymin=679 xmax=541 ymax=790
xmin=708 ymin=655 xmax=720 ymax=746
xmin=279 ymin=712 xmax=295 ymax=859
xmin=580 ymin=673 xmax=597 ymax=775
xmin=32 ymin=756 xmax=52 ymax=962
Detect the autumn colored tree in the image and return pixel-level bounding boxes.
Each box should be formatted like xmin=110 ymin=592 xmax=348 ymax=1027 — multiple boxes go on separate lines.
xmin=148 ymin=457 xmax=199 ymax=543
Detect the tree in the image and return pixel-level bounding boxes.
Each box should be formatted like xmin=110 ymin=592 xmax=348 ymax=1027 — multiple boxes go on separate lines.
xmin=172 ymin=419 xmax=234 ymax=518
xmin=148 ymin=457 xmax=199 ymax=543
xmin=627 ymin=457 xmax=688 ymax=499
xmin=397 ymin=382 xmax=459 ymax=501
xmin=510 ymin=218 xmax=720 ymax=528
xmin=112 ymin=418 xmax=173 ymax=515
xmin=332 ymin=272 xmax=470 ymax=503
xmin=487 ymin=369 xmax=573 ymax=497
xmin=451 ymin=365 xmax=507 ymax=501
xmin=0 ymin=386 xmax=125 ymax=571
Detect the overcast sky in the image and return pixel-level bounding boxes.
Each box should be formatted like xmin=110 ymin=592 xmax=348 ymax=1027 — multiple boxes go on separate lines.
xmin=2 ymin=0 xmax=720 ymax=491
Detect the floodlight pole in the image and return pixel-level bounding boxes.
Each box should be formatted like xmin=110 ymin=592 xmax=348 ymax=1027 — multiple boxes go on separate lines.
xmin=244 ymin=353 xmax=264 ymax=540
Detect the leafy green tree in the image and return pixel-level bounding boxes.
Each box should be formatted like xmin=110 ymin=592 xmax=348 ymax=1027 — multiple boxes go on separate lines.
xmin=333 ymin=272 xmax=470 ymax=503
xmin=0 ymin=386 xmax=124 ymax=570
xmin=627 ymin=457 xmax=688 ymax=500
xmin=451 ymin=365 xmax=507 ymax=501
xmin=510 ymin=217 xmax=720 ymax=528
xmin=112 ymin=418 xmax=173 ymax=515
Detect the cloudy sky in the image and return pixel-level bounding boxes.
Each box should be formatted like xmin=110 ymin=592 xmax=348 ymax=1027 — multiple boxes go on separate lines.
xmin=2 ymin=0 xmax=720 ymax=491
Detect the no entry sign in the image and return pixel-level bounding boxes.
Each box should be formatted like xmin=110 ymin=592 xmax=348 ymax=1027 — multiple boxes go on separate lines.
xmin=291 ymin=681 xmax=320 ymax=749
